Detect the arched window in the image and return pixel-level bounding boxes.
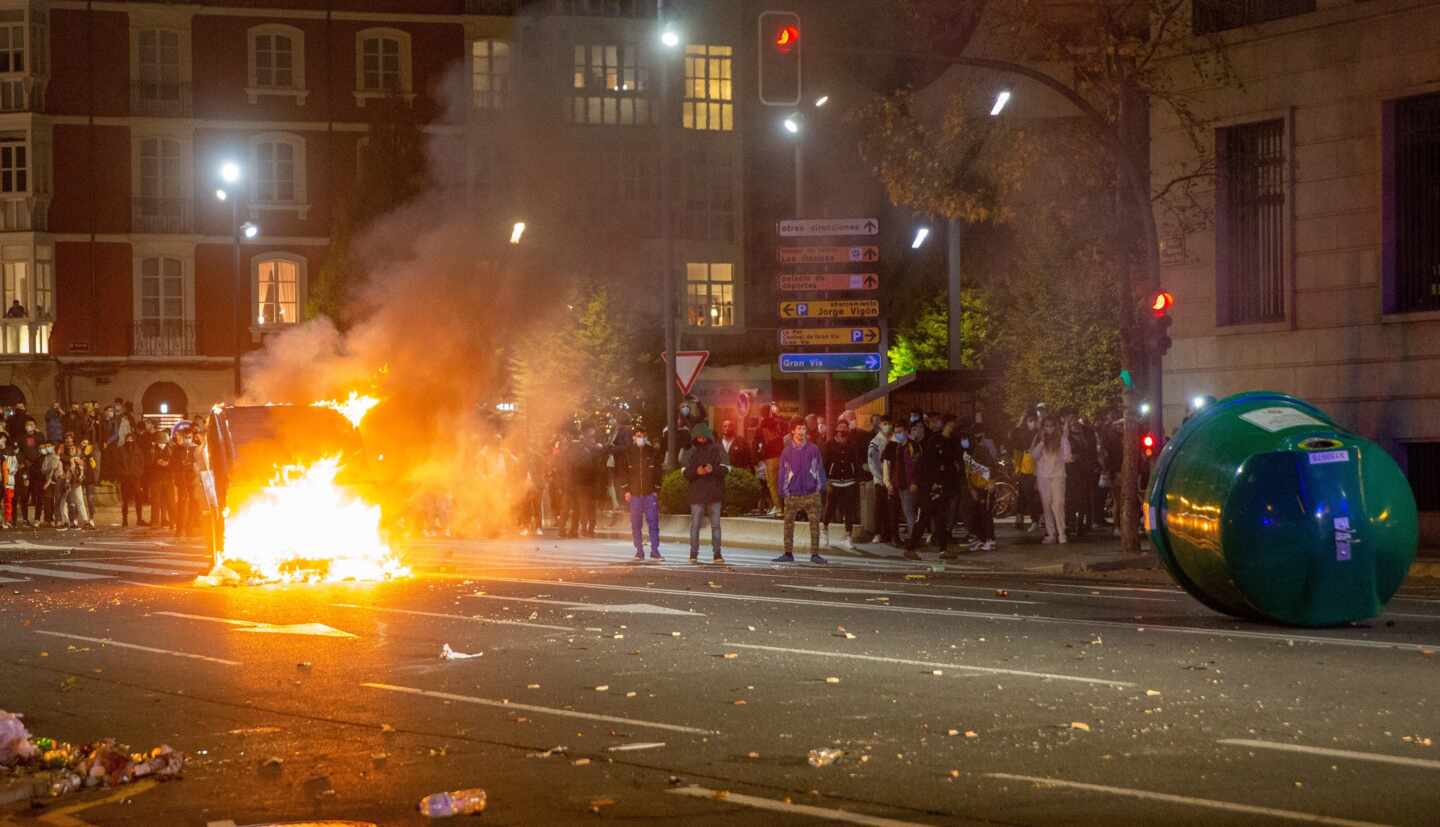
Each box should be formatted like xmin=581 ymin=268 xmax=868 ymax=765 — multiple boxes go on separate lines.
xmin=252 ymin=253 xmax=305 ymax=327
xmin=141 ymin=381 xmax=188 ymax=417
xmin=247 ymin=24 xmax=307 ymax=104
xmin=247 ymin=132 xmax=308 ymax=215
xmin=355 ymin=27 xmax=412 ymax=106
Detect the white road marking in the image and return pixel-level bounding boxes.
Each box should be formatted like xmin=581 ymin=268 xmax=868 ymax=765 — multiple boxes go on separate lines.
xmin=0 ymin=564 xmax=114 ymax=580
xmin=0 ymin=541 xmax=78 ymax=552
xmin=47 ymin=561 xmax=186 ymax=576
xmin=470 ymin=595 xmax=704 ymax=617
xmin=984 ymin=773 xmax=1393 ymax=827
xmin=1219 ymin=739 xmax=1440 ymax=770
xmin=778 ymin=583 xmax=1038 ymax=605
xmin=1037 ymin=582 xmax=1182 ymax=595
xmin=723 ymin=642 xmax=1134 ymax=687
xmin=607 ymin=742 xmax=666 ymax=752
xmin=121 ymin=580 xmax=194 ymax=592
xmin=361 ymin=683 xmax=716 ymax=735
xmin=153 ymin=611 xmax=358 ymax=638
xmin=474 ymin=578 xmax=1440 ymax=652
xmin=667 ymin=786 xmax=930 ymax=826
xmin=0 ymin=575 xmax=29 ymax=583
xmin=34 ymin=630 xmax=240 ymax=666
xmin=134 ymin=557 xmax=210 ymax=568
xmin=330 ymin=603 xmax=575 ymax=631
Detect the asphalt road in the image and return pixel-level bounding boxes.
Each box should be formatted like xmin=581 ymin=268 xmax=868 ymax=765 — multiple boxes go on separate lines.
xmin=2 ymin=527 xmax=1438 ymax=826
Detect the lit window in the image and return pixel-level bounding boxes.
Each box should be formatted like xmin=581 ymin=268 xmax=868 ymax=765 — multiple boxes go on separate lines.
xmin=256 ymin=255 xmax=302 ymax=326
xmin=685 ymin=262 xmax=734 ymax=328
xmin=472 ymin=39 xmax=511 ymax=110
xmin=683 ymin=45 xmax=732 ymax=131
xmin=0 ymin=243 xmax=48 ymax=354
xmin=33 ymin=243 xmax=50 ymax=319
xmin=137 ymin=30 xmax=181 ymax=101
xmin=568 ymin=44 xmax=653 ymax=126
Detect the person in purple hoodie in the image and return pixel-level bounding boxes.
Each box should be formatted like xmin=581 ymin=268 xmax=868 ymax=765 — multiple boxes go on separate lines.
xmin=773 ymin=419 xmax=828 ymax=564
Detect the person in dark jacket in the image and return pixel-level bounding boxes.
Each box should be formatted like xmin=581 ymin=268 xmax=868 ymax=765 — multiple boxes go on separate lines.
xmin=905 ymin=420 xmax=958 ymax=559
xmin=17 ymin=420 xmax=41 ymax=526
xmin=617 ymin=424 xmax=663 ymax=561
xmin=6 ymin=402 xmax=33 ymax=449
xmin=565 ymin=424 xmax=603 ymax=538
xmin=683 ymin=422 xmax=728 ymax=564
xmin=822 ymin=420 xmax=860 ymax=550
xmin=114 ymin=433 xmax=148 ymax=527
xmin=44 ymin=402 xmax=64 ymax=442
xmin=718 ymin=420 xmax=753 ymax=471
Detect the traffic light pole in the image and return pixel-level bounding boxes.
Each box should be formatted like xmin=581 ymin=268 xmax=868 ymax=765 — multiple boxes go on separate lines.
xmin=794 ymin=134 xmax=809 ymax=418
xmin=660 ymin=10 xmax=678 ymax=469
xmin=947 ymin=217 xmax=963 ymax=369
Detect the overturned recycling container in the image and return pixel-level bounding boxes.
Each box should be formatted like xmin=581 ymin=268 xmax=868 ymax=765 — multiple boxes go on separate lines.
xmin=1147 ymin=391 xmax=1418 ymax=627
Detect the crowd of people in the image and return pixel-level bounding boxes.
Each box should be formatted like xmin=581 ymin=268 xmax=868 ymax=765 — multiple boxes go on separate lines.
xmin=0 ymin=399 xmax=204 ymax=534
xmin=527 ymin=398 xmax=1134 ymax=564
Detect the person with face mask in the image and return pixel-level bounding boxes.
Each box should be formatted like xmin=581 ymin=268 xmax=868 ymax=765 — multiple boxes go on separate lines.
xmin=959 ymin=423 xmax=997 ymax=553
xmin=757 ymin=404 xmax=785 ymax=516
xmin=1010 ymin=410 xmax=1042 ymax=532
xmin=822 ymin=420 xmax=859 ymax=550
xmin=774 ymin=420 xmax=828 ymax=564
xmin=683 ymin=423 xmax=728 ymax=564
xmin=617 ymin=424 xmax=663 ymax=561
xmin=17 ymin=420 xmax=41 ymax=526
xmin=906 ymin=419 xmax=958 ymax=559
xmin=115 ymin=432 xmax=148 ymax=527
xmin=1030 ymin=414 xmax=1074 ymax=544
xmin=170 ymin=429 xmax=198 ymax=538
xmin=39 ymin=442 xmax=63 ymax=527
xmin=718 ymin=420 xmax=753 ymax=471
xmin=867 ymin=418 xmax=895 ymax=544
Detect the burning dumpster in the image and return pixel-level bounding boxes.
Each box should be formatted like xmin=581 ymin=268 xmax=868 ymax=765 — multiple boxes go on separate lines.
xmin=1146 ymin=391 xmax=1417 ymax=627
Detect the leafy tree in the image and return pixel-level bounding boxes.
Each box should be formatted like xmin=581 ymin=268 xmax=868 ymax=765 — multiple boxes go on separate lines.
xmin=887 ymin=287 xmax=992 ymax=382
xmin=309 ymin=98 xmax=430 ymax=325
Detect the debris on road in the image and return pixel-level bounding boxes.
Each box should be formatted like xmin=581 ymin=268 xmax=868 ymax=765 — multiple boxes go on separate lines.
xmin=1070 ymin=722 xmax=1092 ymax=732
xmin=259 ymin=756 xmax=284 ymax=772
xmin=589 ymin=797 xmax=616 ymax=813
xmin=297 ymin=661 xmax=313 ymax=672
xmin=528 ymin=746 xmax=568 ymax=759
xmin=807 ymin=748 xmax=844 ymax=767
xmin=995 ymin=590 xmax=1009 ymax=598
xmin=1146 ymin=690 xmax=1162 ymax=697
xmin=606 ymin=742 xmax=665 ymax=753
xmin=1 ymin=712 xmax=184 ymax=799
xmin=594 ymin=685 xmax=610 ymax=692
xmin=440 ymin=644 xmax=483 ymax=660
xmin=419 ymin=787 xmax=487 ymax=817
xmin=0 ymin=711 xmax=37 ymax=765
xmin=572 ymin=758 xmax=591 ymax=766
xmin=824 ymin=676 xmax=841 ymax=684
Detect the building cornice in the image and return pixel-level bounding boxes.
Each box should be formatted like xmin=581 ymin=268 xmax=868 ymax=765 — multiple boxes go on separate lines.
xmin=49 ymin=1 xmax=508 ymax=26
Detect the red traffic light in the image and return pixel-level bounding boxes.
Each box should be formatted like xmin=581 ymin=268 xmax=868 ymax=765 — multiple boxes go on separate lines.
xmin=774 ymin=24 xmax=800 ymax=54
xmin=1141 ymin=432 xmax=1158 ymax=458
xmin=1150 ymin=291 xmax=1175 ymax=317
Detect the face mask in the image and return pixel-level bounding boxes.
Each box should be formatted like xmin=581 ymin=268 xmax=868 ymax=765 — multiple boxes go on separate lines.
xmin=895 ymin=433 xmax=907 ymax=444
xmin=881 ymin=424 xmax=893 ymax=435
xmin=680 ymin=406 xmax=691 ymax=417
xmin=961 ymin=439 xmax=971 ymax=450
xmin=633 ymin=437 xmax=645 ymax=447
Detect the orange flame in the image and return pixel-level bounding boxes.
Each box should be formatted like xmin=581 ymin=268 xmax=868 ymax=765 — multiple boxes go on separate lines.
xmin=219 ymin=456 xmax=409 ymax=584
xmin=311 ymin=392 xmax=381 ymax=428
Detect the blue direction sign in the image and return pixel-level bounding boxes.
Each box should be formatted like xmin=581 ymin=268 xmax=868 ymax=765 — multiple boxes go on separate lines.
xmin=779 ymin=352 xmax=883 ymax=373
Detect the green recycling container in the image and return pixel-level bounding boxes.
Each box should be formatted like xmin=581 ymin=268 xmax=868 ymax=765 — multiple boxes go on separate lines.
xmin=1147 ymin=391 xmax=1418 ymax=627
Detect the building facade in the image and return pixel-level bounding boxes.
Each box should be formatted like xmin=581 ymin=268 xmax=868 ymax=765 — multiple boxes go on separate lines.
xmin=1154 ymin=0 xmax=1440 ymax=539
xmin=3 ymin=0 xmax=752 ymax=418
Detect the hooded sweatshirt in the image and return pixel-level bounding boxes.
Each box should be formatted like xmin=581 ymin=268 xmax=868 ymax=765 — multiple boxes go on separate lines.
xmin=779 ymin=436 xmax=826 ymax=498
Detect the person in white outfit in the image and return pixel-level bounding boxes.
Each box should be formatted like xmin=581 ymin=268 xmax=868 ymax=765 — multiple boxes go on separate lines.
xmin=1030 ymin=414 xmax=1073 ymax=544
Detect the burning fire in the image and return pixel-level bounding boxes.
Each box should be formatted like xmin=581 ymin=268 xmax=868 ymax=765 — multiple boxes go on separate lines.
xmin=218 ymin=456 xmax=409 ymax=584
xmin=312 ymin=392 xmax=381 ymax=428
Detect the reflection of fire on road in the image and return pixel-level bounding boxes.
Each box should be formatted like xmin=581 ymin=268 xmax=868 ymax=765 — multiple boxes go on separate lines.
xmin=217 ymin=456 xmax=409 ymax=584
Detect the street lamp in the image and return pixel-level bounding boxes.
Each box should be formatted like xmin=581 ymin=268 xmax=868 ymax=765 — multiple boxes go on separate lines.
xmin=660 ymin=27 xmax=680 ymax=49
xmin=510 ymin=221 xmax=526 ymax=245
xmin=990 ymin=89 xmax=1012 ymax=117
xmin=216 ymin=160 xmax=257 ymax=396
xmin=911 ymin=226 xmax=931 ymax=249
xmin=220 ymin=161 xmax=241 ymax=184
xmin=783 ymin=114 xmax=802 ymax=135
xmin=242 ymin=222 xmax=260 ymax=240
xmin=813 ymin=95 xmax=829 ymax=108
xmin=657 ymin=11 xmax=683 ymax=468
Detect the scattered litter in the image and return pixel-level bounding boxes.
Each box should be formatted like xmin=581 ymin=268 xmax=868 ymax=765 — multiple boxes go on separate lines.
xmin=260 ymin=756 xmax=284 ymax=771
xmin=226 ymin=726 xmax=282 ymax=736
xmin=722 ymin=652 xmax=739 ymax=660
xmin=746 ymin=625 xmax=756 ymax=631
xmin=904 ymin=574 xmax=927 ymax=581
xmin=745 ymin=751 xmax=760 ymax=759
xmin=965 ymin=731 xmax=978 ymax=738
xmin=807 ymin=748 xmax=844 ymax=767
xmin=59 ymin=676 xmax=79 ymax=693
xmin=297 ymin=662 xmax=313 ymax=672
xmin=931 ymin=670 xmax=944 ymax=676
xmin=947 ymin=729 xmax=959 ymax=736
xmin=572 ymin=758 xmax=591 ymax=766
xmin=193 ymin=563 xmax=241 ymax=588
xmin=824 ymin=676 xmax=841 ymax=684
xmin=733 ymin=699 xmax=747 ymax=705
xmin=671 ymin=632 xmax=682 ymax=637
xmin=995 ymin=590 xmax=1009 ymax=598
xmin=707 ymin=581 xmax=722 ymax=589
xmin=528 ymin=745 xmax=568 ymax=759
xmin=527 ymin=683 xmax=541 ymax=689
xmin=607 ymin=742 xmax=665 ymax=752
xmin=441 ymin=644 xmax=483 ymax=660
xmin=626 ymin=691 xmax=638 ymax=698
xmin=428 ymin=746 xmax=449 ymax=758
xmin=371 ymin=753 xmax=388 ymax=765
xmin=1146 ymin=690 xmax=1162 ymax=697
xmin=0 ymin=711 xmax=38 ymax=765
xmin=594 ymin=685 xmax=610 ymax=692
xmin=589 ymin=798 xmax=616 ymax=813
xmin=1089 ymin=636 xmax=1104 ymax=646
xmin=1070 ymin=722 xmax=1092 ymax=732
xmin=585 ymin=627 xmax=604 ymax=632
xmin=419 ymin=787 xmax=487 ymax=817
xmin=382 ymin=724 xmax=397 ymax=734
xmin=612 ymin=634 xmax=625 ymax=640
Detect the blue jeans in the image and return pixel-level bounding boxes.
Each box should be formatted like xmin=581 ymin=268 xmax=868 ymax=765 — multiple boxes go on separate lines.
xmin=689 ymin=501 xmax=722 ymax=556
xmin=629 ymin=493 xmax=660 ymax=553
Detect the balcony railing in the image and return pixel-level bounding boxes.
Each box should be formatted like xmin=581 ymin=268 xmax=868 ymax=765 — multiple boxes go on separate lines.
xmin=0 ymin=319 xmax=50 ymax=355
xmin=132 ymin=320 xmax=196 ymax=357
xmin=0 ymin=78 xmax=43 ymax=113
xmin=132 ymin=197 xmax=193 ymax=234
xmin=130 ymin=82 xmax=192 ymax=117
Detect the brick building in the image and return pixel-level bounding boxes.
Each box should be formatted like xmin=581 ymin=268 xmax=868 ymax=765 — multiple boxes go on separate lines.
xmin=1153 ymin=0 xmax=1440 ymax=539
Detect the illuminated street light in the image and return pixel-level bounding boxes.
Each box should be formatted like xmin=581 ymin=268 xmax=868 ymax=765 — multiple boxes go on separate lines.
xmin=783 ymin=114 xmax=801 ymax=135
xmin=911 ymin=227 xmax=931 ymax=249
xmin=242 ymin=222 xmax=260 ymax=239
xmin=991 ymin=89 xmax=1012 ymax=116
xmin=215 ymin=188 xmax=228 ymax=202
xmin=660 ymin=27 xmax=680 ymax=48
xmin=220 ymin=161 xmax=241 ymax=184
xmin=814 ymin=95 xmax=830 ymax=108
xmin=510 ymin=221 xmax=526 ymax=245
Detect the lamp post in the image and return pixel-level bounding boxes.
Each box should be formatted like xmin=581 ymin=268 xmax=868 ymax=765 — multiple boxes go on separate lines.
xmin=657 ymin=10 xmax=682 ymax=469
xmin=216 ymin=161 xmax=257 ymax=397
xmin=946 ymin=88 xmax=1011 ymax=371
xmin=782 ymin=94 xmax=831 ymax=422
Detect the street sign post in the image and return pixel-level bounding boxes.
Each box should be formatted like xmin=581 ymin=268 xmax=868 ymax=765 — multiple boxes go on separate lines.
xmin=778 ymin=246 xmax=880 ymax=265
xmin=779 ymin=299 xmax=880 ymax=320
xmin=778 ymin=272 xmax=879 ymax=292
xmin=778 ymin=217 xmax=880 ymax=237
xmin=779 ymin=327 xmax=880 ymax=347
xmin=779 ymin=352 xmax=883 ymax=373
xmin=664 ymin=351 xmax=709 ymax=395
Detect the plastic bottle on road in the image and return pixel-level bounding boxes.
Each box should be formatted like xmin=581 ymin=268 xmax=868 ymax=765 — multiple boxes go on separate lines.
xmin=419 ymin=788 xmax=487 ymax=817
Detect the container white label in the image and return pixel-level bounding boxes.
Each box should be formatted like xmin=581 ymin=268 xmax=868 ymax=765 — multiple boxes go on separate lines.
xmin=1308 ymin=450 xmax=1350 ymax=465
xmin=1239 ymin=407 xmax=1327 ymax=433
xmin=1334 ymin=517 xmax=1352 ymax=562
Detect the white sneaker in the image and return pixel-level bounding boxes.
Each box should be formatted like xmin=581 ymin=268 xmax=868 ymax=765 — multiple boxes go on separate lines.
xmin=821 ymin=526 xmax=832 ymax=547
xmin=1058 ymin=535 xmax=1068 ymax=545
xmin=1041 ymin=535 xmax=1055 ymax=545
xmin=982 ymin=541 xmax=996 ymax=551
xmin=840 ymin=536 xmax=854 ymax=550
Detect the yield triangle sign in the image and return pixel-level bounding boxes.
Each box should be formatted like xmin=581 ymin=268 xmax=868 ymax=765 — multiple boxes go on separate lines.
xmin=666 ymin=351 xmax=709 ymax=395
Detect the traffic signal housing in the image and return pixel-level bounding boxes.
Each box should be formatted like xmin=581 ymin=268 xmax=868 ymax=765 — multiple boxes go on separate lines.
xmin=1145 ymin=290 xmax=1175 ymax=357
xmin=758 ymin=11 xmax=802 ymax=106
xmin=1142 ymin=431 xmax=1159 ymax=460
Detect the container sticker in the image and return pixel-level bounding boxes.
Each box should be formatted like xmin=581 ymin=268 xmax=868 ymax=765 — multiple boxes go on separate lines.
xmin=1308 ymin=450 xmax=1350 ymax=465
xmin=1334 ymin=517 xmax=1352 ymax=562
xmin=1239 ymin=407 xmax=1327 ymax=433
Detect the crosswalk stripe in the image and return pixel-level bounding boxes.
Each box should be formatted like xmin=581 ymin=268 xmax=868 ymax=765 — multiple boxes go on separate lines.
xmin=0 ymin=575 xmax=29 ymax=583
xmin=0 ymin=564 xmax=114 ymax=580
xmin=134 ymin=557 xmax=210 ymax=569
xmin=48 ymin=561 xmax=187 ymax=576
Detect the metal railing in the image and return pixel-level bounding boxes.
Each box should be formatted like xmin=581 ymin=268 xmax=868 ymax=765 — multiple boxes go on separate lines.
xmin=132 ymin=197 xmax=193 ymax=234
xmin=132 ymin=320 xmax=196 ymax=357
xmin=129 ymin=82 xmax=192 ymax=117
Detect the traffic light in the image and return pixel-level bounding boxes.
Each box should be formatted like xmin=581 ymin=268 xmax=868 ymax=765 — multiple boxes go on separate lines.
xmin=1141 ymin=432 xmax=1159 ymax=460
xmin=1145 ymin=290 xmax=1175 ymax=357
xmin=758 ymin=11 xmax=802 ymax=106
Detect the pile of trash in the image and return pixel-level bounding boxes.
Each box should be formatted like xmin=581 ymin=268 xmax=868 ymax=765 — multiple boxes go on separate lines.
xmin=1 ymin=710 xmax=184 ymax=798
